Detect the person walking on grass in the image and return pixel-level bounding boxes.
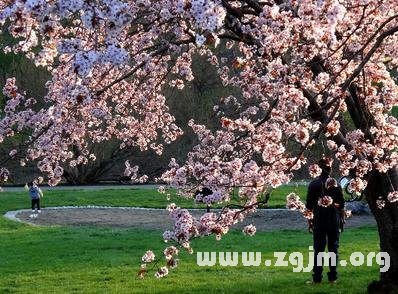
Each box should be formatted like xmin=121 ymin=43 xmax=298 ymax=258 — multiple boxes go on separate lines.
xmin=306 ymin=157 xmax=345 ymax=284
xmin=27 ymin=181 xmax=43 ymax=214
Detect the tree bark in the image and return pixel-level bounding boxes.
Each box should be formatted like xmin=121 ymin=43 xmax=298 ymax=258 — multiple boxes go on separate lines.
xmin=365 ymin=169 xmax=398 ymax=293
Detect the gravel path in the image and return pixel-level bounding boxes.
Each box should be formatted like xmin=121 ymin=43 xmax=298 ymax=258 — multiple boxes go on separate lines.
xmin=5 ymin=207 xmax=376 ymax=232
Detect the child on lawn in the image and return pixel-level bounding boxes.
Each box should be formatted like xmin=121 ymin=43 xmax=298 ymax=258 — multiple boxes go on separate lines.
xmin=27 ymin=181 xmax=43 ymax=213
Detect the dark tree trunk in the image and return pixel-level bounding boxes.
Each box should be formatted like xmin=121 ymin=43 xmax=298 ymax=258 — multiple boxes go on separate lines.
xmin=365 ymin=168 xmax=398 ymax=293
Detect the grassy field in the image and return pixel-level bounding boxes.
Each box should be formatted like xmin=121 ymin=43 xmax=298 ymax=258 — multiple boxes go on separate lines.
xmin=0 ymin=185 xmax=307 ymax=211
xmin=0 ymin=187 xmax=380 ymax=293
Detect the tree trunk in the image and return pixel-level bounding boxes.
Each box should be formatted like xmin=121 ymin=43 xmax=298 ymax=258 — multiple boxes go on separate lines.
xmin=365 ymin=168 xmax=398 ymax=293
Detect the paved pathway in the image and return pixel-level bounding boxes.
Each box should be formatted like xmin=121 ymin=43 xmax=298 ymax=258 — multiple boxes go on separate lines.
xmin=4 ymin=206 xmax=376 ymax=232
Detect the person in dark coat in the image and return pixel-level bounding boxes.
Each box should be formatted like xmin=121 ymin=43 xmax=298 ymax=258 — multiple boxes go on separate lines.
xmin=306 ymin=157 xmax=345 ymax=283
xmin=194 ymin=187 xmax=213 ymax=212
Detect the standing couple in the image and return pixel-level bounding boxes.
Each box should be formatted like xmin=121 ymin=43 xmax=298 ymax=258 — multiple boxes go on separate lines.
xmin=306 ymin=157 xmax=345 ymax=284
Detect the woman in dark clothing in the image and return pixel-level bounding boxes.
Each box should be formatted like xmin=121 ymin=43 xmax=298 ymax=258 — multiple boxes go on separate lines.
xmin=306 ymin=158 xmax=345 ymax=284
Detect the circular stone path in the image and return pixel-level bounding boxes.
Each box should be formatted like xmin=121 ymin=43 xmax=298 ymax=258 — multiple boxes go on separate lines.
xmin=4 ymin=207 xmax=376 ymax=231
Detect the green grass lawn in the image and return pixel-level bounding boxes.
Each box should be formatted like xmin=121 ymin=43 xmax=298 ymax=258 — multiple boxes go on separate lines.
xmin=0 ymin=185 xmax=306 ymax=211
xmin=0 ymin=187 xmax=379 ymax=293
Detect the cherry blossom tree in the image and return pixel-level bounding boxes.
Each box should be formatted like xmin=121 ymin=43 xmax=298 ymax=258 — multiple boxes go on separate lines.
xmin=1 ymin=0 xmax=398 ymax=290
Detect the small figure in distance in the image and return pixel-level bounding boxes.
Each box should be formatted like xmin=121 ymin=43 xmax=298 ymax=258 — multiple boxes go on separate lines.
xmin=27 ymin=181 xmax=43 ymax=217
xmin=194 ymin=187 xmax=213 ymax=212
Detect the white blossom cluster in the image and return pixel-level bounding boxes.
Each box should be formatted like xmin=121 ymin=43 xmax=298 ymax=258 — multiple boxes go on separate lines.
xmin=189 ymin=0 xmax=226 ymax=31
xmin=142 ymin=250 xmax=155 ymax=263
xmin=195 ymin=191 xmax=223 ymax=205
xmin=57 ymin=38 xmax=82 ymax=54
xmin=57 ymin=0 xmax=84 ymax=16
xmin=71 ymin=46 xmax=129 ymax=76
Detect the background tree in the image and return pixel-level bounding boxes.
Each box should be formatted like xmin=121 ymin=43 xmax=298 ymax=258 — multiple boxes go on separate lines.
xmin=0 ymin=48 xmax=226 ymax=184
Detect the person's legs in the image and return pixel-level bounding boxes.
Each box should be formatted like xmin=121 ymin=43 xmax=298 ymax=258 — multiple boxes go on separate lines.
xmin=313 ymin=230 xmax=327 ymax=283
xmin=32 ymin=198 xmax=40 ymax=212
xmin=327 ymin=229 xmax=340 ymax=282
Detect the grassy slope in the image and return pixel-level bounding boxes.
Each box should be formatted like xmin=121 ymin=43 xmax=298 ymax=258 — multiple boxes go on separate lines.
xmin=0 ymin=188 xmax=379 ymax=293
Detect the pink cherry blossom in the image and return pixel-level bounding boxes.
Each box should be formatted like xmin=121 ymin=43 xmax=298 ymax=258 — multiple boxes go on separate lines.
xmin=142 ymin=250 xmax=155 ymax=263
xmin=303 ymin=209 xmax=314 ymax=220
xmin=318 ymin=196 xmax=333 ymax=208
xmin=286 ymin=193 xmax=305 ymax=212
xmin=309 ymin=164 xmax=322 ymax=178
xmin=377 ymin=198 xmax=386 ymax=209
xmin=242 ymin=224 xmax=256 ymax=236
xmin=387 ymin=191 xmax=398 ymax=203
xmin=164 ymin=246 xmax=179 ymax=260
xmin=154 ymin=266 xmax=169 ymax=279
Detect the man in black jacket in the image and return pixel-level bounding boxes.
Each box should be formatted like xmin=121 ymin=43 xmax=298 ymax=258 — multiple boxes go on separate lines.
xmin=306 ymin=157 xmax=345 ymax=283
